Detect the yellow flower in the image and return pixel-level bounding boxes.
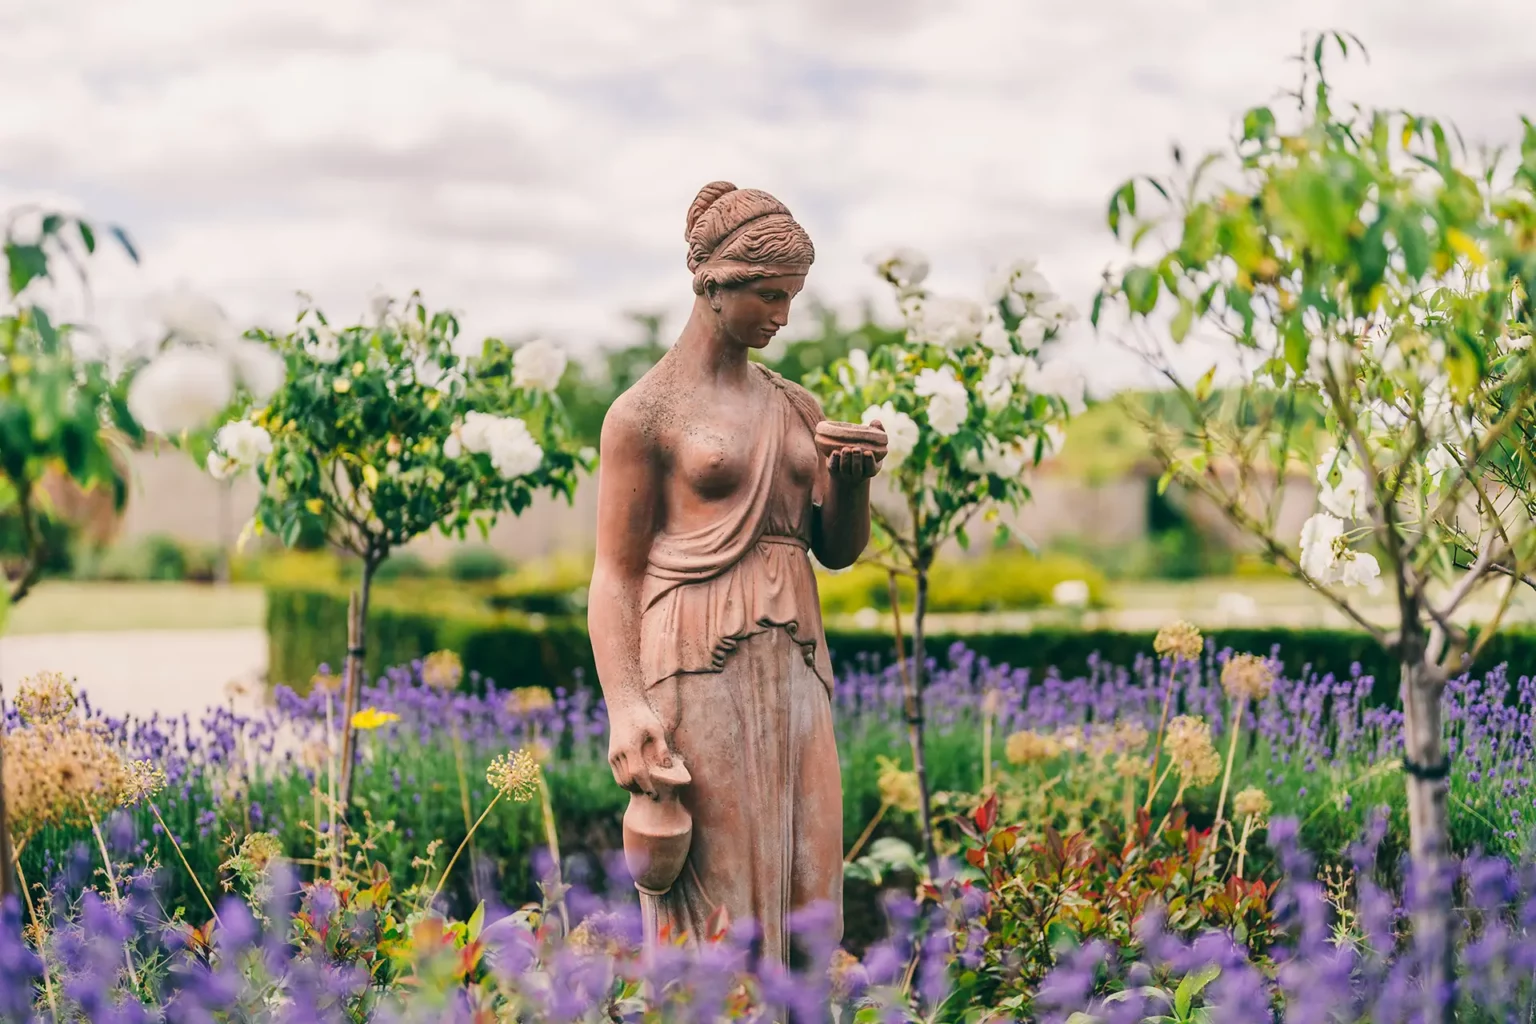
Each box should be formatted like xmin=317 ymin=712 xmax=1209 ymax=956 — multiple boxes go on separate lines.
xmin=875 ymin=755 xmax=920 ymax=813
xmin=508 ymin=686 xmax=555 ymax=714
xmin=421 ymin=650 xmax=464 ymax=693
xmin=350 ymin=708 xmax=399 ymax=731
xmin=332 ymin=378 xmax=352 ymax=394
xmin=1005 ymin=730 xmax=1063 ymax=766
xmin=487 ymin=748 xmax=541 ymax=802
xmin=1165 ymin=715 xmax=1221 ymax=788
xmin=1154 ymin=620 xmax=1204 ymax=663
xmin=1221 ymin=654 xmax=1276 ymax=702
xmin=1233 ymin=787 xmax=1272 ymax=821
xmin=305 ymin=498 xmax=325 ymax=515
xmin=121 ymin=759 xmax=167 ymax=807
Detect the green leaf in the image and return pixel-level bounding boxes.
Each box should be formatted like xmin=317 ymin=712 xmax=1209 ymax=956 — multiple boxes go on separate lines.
xmin=1174 ymin=964 xmax=1221 ymax=1018
xmin=1123 ymin=266 xmax=1161 ymax=315
xmin=40 ymin=213 xmax=64 ymax=238
xmin=6 ymin=243 xmax=48 ymax=296
xmin=467 ymin=901 xmax=486 ymax=942
xmin=1193 ymin=364 xmax=1217 ymax=402
xmin=1089 ymin=289 xmax=1106 ymax=328
xmin=77 ymin=220 xmax=96 ymax=254
xmin=1169 ymin=300 xmax=1194 ymax=343
xmin=1241 ymin=106 xmax=1276 ymax=143
xmin=110 ymin=226 xmax=140 ymax=264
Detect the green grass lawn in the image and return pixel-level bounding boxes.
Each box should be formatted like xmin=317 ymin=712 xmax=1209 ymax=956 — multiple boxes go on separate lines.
xmin=3 ymin=581 xmax=266 ymax=635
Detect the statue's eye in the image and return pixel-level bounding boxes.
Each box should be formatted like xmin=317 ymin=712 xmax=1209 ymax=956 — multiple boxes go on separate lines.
xmin=761 ymin=291 xmax=784 ymax=302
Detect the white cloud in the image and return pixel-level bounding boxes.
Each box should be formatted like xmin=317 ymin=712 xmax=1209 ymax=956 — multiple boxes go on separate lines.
xmin=3 ymin=0 xmax=1534 ymax=388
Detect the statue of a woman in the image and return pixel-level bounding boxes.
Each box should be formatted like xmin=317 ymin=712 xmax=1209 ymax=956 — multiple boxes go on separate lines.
xmin=588 ymin=181 xmax=886 ymax=964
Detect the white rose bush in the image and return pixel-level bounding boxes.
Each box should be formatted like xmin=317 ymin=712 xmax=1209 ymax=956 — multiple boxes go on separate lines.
xmin=1094 ymin=35 xmax=1536 ymax=1020
xmin=183 ymin=293 xmax=587 ymax=806
xmin=808 ymin=250 xmax=1080 ymax=867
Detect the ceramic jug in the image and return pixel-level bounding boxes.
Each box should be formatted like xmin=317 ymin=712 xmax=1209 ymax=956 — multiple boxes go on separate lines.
xmin=622 ymin=759 xmax=693 ymax=895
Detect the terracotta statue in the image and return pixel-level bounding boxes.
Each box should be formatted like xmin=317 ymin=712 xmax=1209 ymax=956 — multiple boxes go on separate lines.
xmin=589 ymin=181 xmax=887 ymax=964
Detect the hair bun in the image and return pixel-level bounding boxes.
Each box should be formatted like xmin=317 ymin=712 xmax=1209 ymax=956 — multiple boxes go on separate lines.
xmin=686 ymin=181 xmax=738 ymax=241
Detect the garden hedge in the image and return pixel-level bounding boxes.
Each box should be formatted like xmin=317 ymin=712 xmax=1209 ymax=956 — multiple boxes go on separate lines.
xmin=268 ymin=583 xmax=1536 ymax=704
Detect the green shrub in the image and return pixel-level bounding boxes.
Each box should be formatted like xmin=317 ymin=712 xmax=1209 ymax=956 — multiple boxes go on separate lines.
xmin=78 ymin=533 xmax=216 ymax=582
xmin=267 ymin=582 xmax=1536 ymax=706
xmin=444 ymin=544 xmax=510 ymax=582
xmin=369 ymin=552 xmax=433 ymax=582
xmin=816 ymin=549 xmax=1110 ymax=615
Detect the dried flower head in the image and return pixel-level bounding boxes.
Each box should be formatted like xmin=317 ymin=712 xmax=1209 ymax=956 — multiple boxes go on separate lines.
xmin=4 ymin=721 xmax=132 ymax=842
xmin=421 ymin=650 xmax=464 ymax=692
xmin=1222 ymin=654 xmax=1276 ymax=702
xmin=486 ymin=748 xmax=541 ymax=802
xmin=1113 ymin=754 xmax=1144 ymax=779
xmin=876 ymin=755 xmax=921 ymax=814
xmin=565 ymin=910 xmax=639 ymax=959
xmin=299 ymin=738 xmax=332 ymax=773
xmin=13 ymin=671 xmax=78 ymax=725
xmin=1154 ymin=620 xmax=1204 ymax=663
xmin=508 ymin=686 xmax=555 ymax=715
xmin=829 ymin=949 xmax=869 ymax=1000
xmin=1089 ymin=721 xmax=1150 ymax=761
xmin=238 ymin=831 xmax=285 ymax=871
xmin=1233 ymin=787 xmax=1273 ymax=821
xmin=1005 ymin=730 xmax=1063 ymax=766
xmin=121 ymin=759 xmax=167 ymax=807
xmin=1165 ymin=715 xmax=1221 ymax=788
xmin=310 ymin=671 xmax=342 ymax=695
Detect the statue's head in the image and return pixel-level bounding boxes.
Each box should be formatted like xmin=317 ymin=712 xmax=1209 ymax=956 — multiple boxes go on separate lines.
xmin=685 ymin=181 xmax=814 ymax=349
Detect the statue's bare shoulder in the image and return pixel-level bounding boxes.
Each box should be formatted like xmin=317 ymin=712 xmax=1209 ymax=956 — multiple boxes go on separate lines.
xmin=600 ymin=357 xmax=681 ymax=465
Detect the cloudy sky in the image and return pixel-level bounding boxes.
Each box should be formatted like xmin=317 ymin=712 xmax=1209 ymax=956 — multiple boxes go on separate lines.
xmin=3 ymin=0 xmax=1533 ymax=390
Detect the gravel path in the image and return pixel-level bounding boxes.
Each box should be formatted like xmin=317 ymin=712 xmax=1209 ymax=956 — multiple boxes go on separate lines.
xmin=0 ymin=628 xmax=269 ymax=721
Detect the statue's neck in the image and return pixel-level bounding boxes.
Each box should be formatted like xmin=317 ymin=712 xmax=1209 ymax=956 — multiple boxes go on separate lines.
xmin=675 ymin=300 xmax=752 ymax=385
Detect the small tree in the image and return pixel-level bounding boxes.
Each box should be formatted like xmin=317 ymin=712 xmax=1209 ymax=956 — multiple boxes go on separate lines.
xmin=0 ymin=207 xmax=146 ymax=903
xmin=1096 ymin=35 xmax=1536 ymax=1019
xmin=810 ymin=251 xmax=1079 ymax=870
xmin=185 ymin=295 xmax=587 ymax=808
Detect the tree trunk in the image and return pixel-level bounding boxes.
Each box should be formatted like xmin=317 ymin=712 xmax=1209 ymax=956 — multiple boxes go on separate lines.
xmin=904 ymin=563 xmax=937 ymax=877
xmin=1402 ymin=651 xmax=1454 ymax=1022
xmin=338 ymin=557 xmax=377 ymax=815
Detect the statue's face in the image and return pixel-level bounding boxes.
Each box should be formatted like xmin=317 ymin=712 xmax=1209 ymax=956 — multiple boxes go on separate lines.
xmin=710 ymin=275 xmax=805 ymax=349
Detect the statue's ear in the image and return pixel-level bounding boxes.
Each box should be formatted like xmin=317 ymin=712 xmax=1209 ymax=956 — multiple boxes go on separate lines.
xmin=705 ymin=280 xmax=724 ymax=312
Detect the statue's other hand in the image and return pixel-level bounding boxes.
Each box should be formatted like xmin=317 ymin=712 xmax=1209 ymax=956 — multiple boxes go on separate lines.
xmin=608 ymin=700 xmax=672 ymax=799
xmin=827 ymin=419 xmax=886 ymax=482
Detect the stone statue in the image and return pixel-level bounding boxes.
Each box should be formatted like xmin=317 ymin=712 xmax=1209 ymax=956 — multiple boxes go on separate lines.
xmin=588 ymin=181 xmax=888 ymax=964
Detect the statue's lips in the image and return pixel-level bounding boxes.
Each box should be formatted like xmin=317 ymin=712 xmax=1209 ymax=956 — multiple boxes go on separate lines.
xmin=814 ymin=420 xmax=888 ymax=459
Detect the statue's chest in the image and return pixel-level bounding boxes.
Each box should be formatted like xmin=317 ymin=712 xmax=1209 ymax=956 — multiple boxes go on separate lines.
xmin=675 ymin=399 xmax=816 ymax=501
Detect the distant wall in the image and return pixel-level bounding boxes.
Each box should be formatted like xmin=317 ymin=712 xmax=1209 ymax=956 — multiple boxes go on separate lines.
xmin=112 ymin=448 xmax=1315 ymax=563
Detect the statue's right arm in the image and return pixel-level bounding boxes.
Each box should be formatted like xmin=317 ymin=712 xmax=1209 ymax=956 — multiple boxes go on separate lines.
xmin=588 ymin=397 xmax=671 ymax=798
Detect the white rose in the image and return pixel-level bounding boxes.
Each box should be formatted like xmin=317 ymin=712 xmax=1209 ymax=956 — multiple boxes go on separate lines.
xmin=910 ymin=297 xmax=985 ymax=349
xmin=1034 ymin=297 xmax=1078 ymax=327
xmin=963 ymin=436 xmax=1027 ymax=477
xmin=206 ymin=450 xmax=236 ymax=481
xmin=1035 ymin=359 xmax=1086 ymax=413
xmin=869 ymin=247 xmax=931 ymax=289
xmin=1315 ymin=448 xmax=1368 ymax=520
xmin=512 ymin=338 xmax=568 ymax=392
xmin=307 ymin=326 xmax=342 ymax=364
xmin=1424 ymin=445 xmax=1457 ymax=490
xmin=459 ymin=411 xmax=500 ymax=455
xmin=459 ymin=412 xmax=543 ymax=479
xmin=1052 ymin=579 xmax=1090 ymax=608
xmin=1299 ymin=512 xmax=1345 ymax=582
xmin=913 ymin=366 xmax=966 ymax=400
xmin=1508 ymin=332 xmax=1532 ymax=351
xmin=215 ymin=419 xmax=273 ymax=467
xmin=986 ymin=260 xmax=1054 ymax=307
xmin=862 ymin=402 xmax=918 ymax=467
xmin=152 ymin=287 xmax=239 ymax=348
xmin=979 ymin=320 xmax=1013 ymax=357
xmin=980 ymin=355 xmax=1036 ymax=412
xmin=1340 ymin=550 xmax=1382 ymax=593
xmin=925 ymin=390 xmax=969 ymax=437
xmin=230 ymin=339 xmax=285 ymax=401
xmin=838 ymin=348 xmax=871 ymax=393
xmin=1306 ymin=337 xmax=1354 ymax=385
xmin=128 ymin=347 xmax=236 ymax=435
xmin=1015 ymin=317 xmax=1047 ymax=351
xmin=443 ymin=431 xmax=463 ymax=459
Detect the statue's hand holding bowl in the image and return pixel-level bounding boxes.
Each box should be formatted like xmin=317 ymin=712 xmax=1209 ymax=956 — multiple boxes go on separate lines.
xmin=816 ymin=420 xmax=888 ymax=483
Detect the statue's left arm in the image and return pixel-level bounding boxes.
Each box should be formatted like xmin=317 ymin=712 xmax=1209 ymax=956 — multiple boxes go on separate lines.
xmin=811 ymin=416 xmax=882 ymax=570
